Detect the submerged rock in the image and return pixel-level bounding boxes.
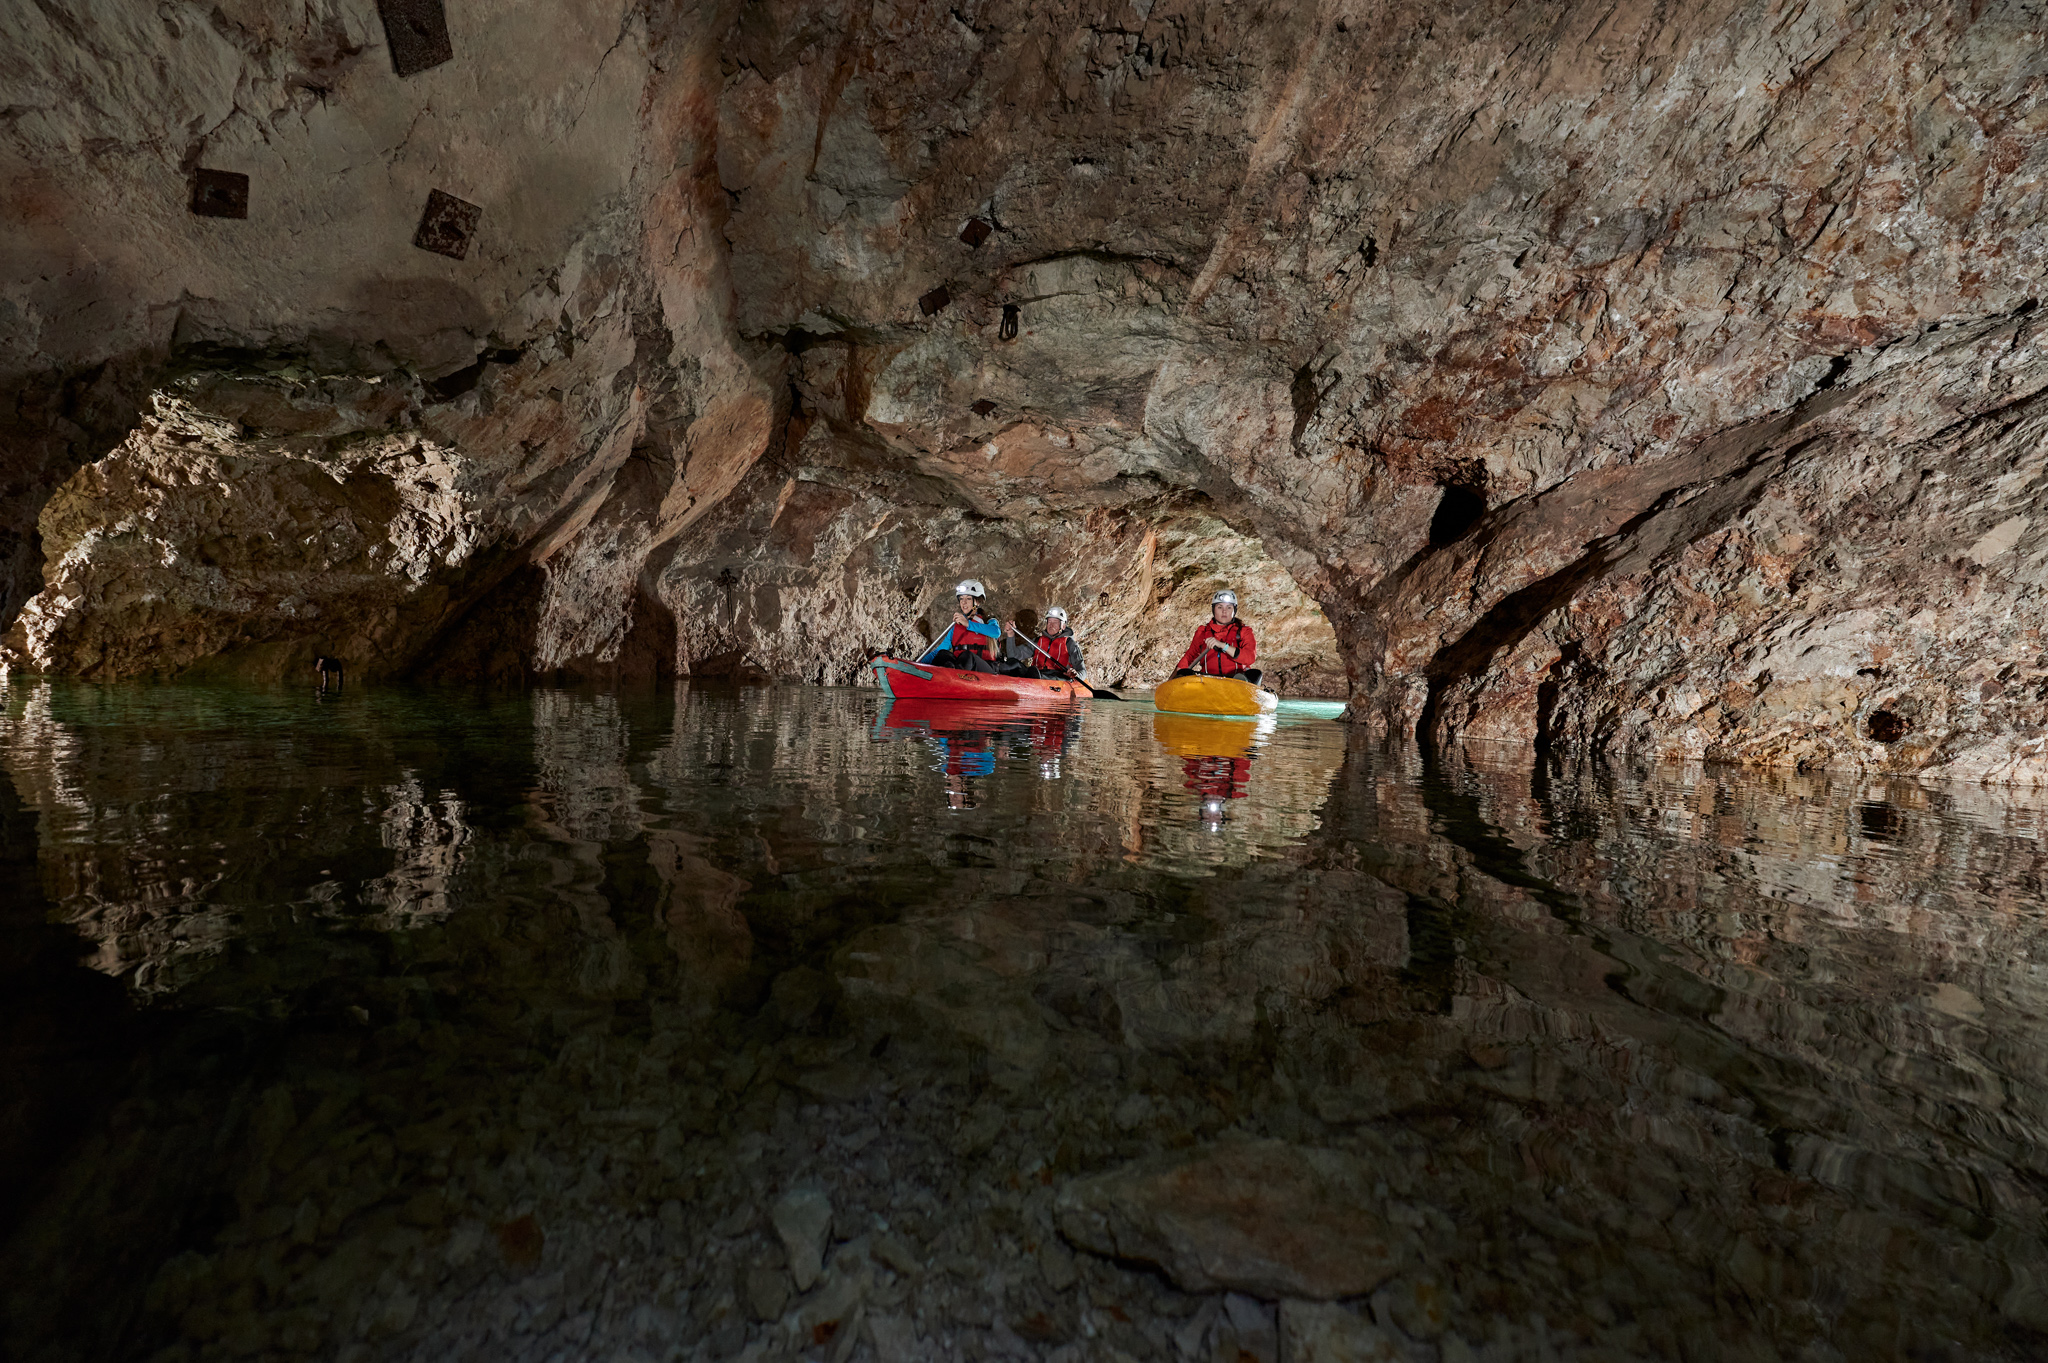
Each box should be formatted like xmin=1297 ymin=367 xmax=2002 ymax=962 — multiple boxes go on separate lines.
xmin=771 ymin=1186 xmax=833 ymax=1292
xmin=1280 ymin=1299 xmax=1404 ymax=1362
xmin=1055 ymin=1140 xmax=1401 ymax=1300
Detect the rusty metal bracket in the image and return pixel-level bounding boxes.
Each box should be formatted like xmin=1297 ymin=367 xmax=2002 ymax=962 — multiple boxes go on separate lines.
xmin=376 ymin=0 xmax=453 ymax=77
xmin=189 ymin=168 xmax=249 ymax=218
xmin=413 ymin=189 xmax=481 ymax=259
xmin=959 ymin=217 xmax=992 ymax=248
xmin=918 ymin=285 xmax=952 ymax=317
xmin=998 ymin=303 xmax=1019 ymax=341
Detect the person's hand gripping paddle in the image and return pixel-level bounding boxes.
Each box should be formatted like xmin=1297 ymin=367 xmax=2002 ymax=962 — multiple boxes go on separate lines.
xmin=1012 ymin=625 xmax=1123 ymax=700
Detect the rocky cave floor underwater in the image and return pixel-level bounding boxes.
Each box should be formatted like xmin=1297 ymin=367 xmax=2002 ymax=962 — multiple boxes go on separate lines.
xmin=4 ymin=680 xmax=2048 ymax=1363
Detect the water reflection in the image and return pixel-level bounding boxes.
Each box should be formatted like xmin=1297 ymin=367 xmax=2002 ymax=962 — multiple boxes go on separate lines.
xmin=3 ymin=681 xmax=2048 ymax=1361
xmin=1152 ymin=711 xmax=1273 ymax=828
xmin=361 ymin=776 xmax=470 ymax=930
xmin=871 ymin=699 xmax=1083 ymax=808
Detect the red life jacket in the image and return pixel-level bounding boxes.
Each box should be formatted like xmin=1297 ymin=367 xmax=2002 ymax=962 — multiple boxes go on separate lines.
xmin=1036 ymin=633 xmax=1075 ymax=670
xmin=948 ymin=614 xmax=998 ymax=659
xmin=1180 ymin=619 xmax=1254 ymax=676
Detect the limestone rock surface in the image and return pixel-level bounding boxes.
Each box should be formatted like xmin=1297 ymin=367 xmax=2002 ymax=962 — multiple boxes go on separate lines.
xmin=1281 ymin=1300 xmax=1405 ymax=1363
xmin=657 ymin=420 xmax=1344 ymax=689
xmin=9 ymin=1 xmax=2048 ymax=776
xmin=0 ymin=0 xmax=775 ymax=682
xmin=770 ymin=1187 xmax=832 ymax=1292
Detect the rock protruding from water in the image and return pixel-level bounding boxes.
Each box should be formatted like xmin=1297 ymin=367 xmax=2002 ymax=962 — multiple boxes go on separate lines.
xmin=1055 ymin=1140 xmax=1400 ymax=1299
xmin=771 ymin=1186 xmax=833 ymax=1291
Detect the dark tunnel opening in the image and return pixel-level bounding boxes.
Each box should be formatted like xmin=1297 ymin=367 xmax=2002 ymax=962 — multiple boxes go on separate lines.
xmin=1427 ymin=483 xmax=1487 ymax=548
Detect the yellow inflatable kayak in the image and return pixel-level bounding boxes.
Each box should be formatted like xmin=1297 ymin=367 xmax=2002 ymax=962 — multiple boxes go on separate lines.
xmin=1153 ymin=673 xmax=1279 ymax=718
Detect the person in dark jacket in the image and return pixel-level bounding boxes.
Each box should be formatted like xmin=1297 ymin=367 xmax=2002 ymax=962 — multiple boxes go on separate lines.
xmin=1172 ymin=590 xmax=1260 ymax=682
xmin=1021 ymin=606 xmax=1086 ymax=679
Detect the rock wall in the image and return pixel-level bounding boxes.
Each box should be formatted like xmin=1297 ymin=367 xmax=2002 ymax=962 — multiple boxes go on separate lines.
xmin=655 ymin=416 xmax=1344 ymax=690
xmin=9 ymin=1 xmax=2048 ymax=775
xmin=0 ymin=0 xmax=776 ymax=682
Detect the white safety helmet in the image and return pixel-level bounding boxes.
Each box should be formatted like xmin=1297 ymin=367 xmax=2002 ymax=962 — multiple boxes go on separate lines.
xmin=1045 ymin=606 xmax=1068 ymax=623
xmin=1211 ymin=589 xmax=1238 ymax=606
xmin=954 ymin=579 xmax=986 ymax=598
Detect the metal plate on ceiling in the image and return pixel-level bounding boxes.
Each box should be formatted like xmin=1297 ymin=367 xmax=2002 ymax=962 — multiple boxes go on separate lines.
xmin=190 ymin=168 xmax=249 ymax=218
xmin=414 ymin=189 xmax=481 ymax=260
xmin=376 ymin=0 xmax=453 ymax=77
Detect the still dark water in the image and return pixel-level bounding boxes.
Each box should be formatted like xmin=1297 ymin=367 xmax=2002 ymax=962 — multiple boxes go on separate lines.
xmin=3 ymin=679 xmax=2047 ymax=1363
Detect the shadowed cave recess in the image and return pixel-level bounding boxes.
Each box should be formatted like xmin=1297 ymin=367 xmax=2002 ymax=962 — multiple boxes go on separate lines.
xmin=13 ymin=2 xmax=2048 ymax=1362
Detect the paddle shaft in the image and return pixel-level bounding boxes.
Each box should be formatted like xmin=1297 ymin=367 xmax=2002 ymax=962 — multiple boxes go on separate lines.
xmin=1015 ymin=628 xmax=1123 ymax=701
xmin=921 ymin=610 xmax=1011 ymax=664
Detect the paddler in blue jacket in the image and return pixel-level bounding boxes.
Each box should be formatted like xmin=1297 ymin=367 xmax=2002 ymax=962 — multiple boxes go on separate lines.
xmin=922 ymin=579 xmax=1005 ymax=672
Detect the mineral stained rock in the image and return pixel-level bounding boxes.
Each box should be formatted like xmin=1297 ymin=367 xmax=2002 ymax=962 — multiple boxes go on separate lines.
xmin=0 ymin=0 xmax=772 ymax=684
xmin=8 ymin=1 xmax=2048 ymax=774
xmin=1055 ymin=1139 xmax=1402 ymax=1299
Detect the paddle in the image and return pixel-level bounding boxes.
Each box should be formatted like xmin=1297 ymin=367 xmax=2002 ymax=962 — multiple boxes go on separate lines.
xmin=1015 ymin=628 xmax=1124 ymax=701
xmin=918 ymin=611 xmax=1000 ymax=665
xmin=913 ymin=612 xmax=978 ymax=664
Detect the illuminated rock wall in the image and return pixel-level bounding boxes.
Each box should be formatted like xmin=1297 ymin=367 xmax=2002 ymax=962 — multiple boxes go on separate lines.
xmin=8 ymin=2 xmax=2048 ymax=773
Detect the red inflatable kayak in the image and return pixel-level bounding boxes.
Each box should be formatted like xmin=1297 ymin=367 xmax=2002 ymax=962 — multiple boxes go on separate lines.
xmin=870 ymin=656 xmax=1085 ymax=702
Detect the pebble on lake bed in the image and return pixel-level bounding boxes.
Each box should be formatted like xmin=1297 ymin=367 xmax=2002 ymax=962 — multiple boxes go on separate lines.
xmin=771 ymin=1186 xmax=833 ymax=1291
xmin=1055 ymin=1139 xmax=1403 ymax=1299
xmin=1281 ymin=1299 xmax=1405 ymax=1361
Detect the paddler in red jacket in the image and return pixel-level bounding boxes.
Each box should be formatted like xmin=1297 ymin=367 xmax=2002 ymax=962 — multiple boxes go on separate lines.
xmin=1013 ymin=606 xmax=1086 ymax=678
xmin=924 ymin=579 xmax=1005 ymax=672
xmin=1173 ymin=590 xmax=1260 ymax=682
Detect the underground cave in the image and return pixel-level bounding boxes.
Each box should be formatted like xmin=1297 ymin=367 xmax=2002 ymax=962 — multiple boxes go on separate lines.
xmin=8 ymin=2 xmax=2048 ymax=1361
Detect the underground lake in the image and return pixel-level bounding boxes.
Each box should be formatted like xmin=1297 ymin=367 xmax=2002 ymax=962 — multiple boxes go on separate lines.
xmin=4 ymin=678 xmax=2047 ymax=1362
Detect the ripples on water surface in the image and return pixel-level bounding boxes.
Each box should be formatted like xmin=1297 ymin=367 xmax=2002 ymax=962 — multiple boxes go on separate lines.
xmin=3 ymin=679 xmax=2047 ymax=1362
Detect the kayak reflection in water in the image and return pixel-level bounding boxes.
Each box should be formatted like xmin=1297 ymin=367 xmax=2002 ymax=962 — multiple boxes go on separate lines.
xmin=1152 ymin=712 xmax=1265 ymax=829
xmin=935 ymin=730 xmax=995 ymax=809
xmin=1171 ymin=588 xmax=1260 ymax=683
xmin=872 ymin=699 xmax=1081 ymax=807
xmin=1026 ymin=707 xmax=1078 ymax=780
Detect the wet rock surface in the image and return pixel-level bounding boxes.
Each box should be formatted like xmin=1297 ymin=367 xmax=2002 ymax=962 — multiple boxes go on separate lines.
xmin=4 ymin=682 xmax=2048 ymax=1360
xmin=770 ymin=1188 xmax=832 ymax=1293
xmin=1056 ymin=1140 xmax=1401 ymax=1300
